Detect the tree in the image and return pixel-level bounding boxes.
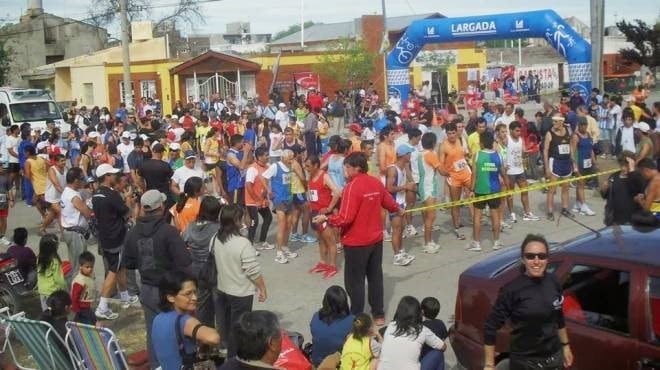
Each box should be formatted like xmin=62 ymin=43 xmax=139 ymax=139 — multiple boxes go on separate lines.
xmin=313 ymin=38 xmax=378 ymax=91
xmin=272 ymin=21 xmax=315 ymax=41
xmin=0 ymin=39 xmax=11 ymax=86
xmin=616 ymin=19 xmax=660 ymax=71
xmin=87 ymin=0 xmax=204 ymax=32
xmin=415 ymin=50 xmax=456 ymax=106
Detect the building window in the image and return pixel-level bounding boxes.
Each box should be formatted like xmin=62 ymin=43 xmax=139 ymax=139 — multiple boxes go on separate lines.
xmin=44 ymin=27 xmax=57 ymax=44
xmin=82 ymin=83 xmax=94 ymax=106
xmin=239 ymin=73 xmax=256 ymax=97
xmin=45 ymin=55 xmax=64 ymax=65
xmin=119 ymin=81 xmax=135 ymax=106
xmin=140 ymin=80 xmax=157 ymax=100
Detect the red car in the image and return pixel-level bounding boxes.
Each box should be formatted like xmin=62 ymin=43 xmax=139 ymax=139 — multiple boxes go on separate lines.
xmin=449 ymin=226 xmax=660 ymax=370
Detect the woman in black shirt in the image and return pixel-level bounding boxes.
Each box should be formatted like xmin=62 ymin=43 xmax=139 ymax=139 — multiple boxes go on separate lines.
xmin=601 ymin=151 xmax=645 ymax=225
xmin=483 ymin=234 xmax=574 ymax=370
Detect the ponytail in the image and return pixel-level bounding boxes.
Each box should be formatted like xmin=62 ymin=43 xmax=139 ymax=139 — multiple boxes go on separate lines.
xmin=176 ymin=176 xmax=204 ymax=213
xmin=350 ymin=313 xmax=373 ymax=341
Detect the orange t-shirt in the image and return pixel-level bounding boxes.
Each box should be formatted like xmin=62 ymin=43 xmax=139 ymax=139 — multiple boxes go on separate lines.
xmin=170 ymin=197 xmax=201 ymax=233
xmin=245 ymin=162 xmax=268 ymax=207
xmin=443 ymin=139 xmax=471 ymax=181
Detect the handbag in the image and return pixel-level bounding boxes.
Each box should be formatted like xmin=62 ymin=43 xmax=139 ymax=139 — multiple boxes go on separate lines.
xmin=197 ymin=233 xmax=218 ymax=288
xmin=175 ymin=314 xmax=215 ymax=370
xmin=274 ymin=331 xmax=312 ymax=370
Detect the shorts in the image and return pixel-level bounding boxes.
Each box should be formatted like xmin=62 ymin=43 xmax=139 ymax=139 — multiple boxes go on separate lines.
xmin=310 ymin=209 xmax=328 ymax=233
xmin=0 ymin=208 xmax=7 ymax=217
xmin=447 ymin=175 xmax=472 ymax=188
xmin=507 ymin=173 xmax=527 ymax=184
xmin=204 ymin=161 xmax=218 ymax=171
xmin=389 ymin=202 xmax=405 ymax=220
xmin=273 ymin=200 xmax=293 ymax=213
xmin=7 ymin=163 xmax=19 ymax=174
xmin=229 ymin=188 xmax=245 ymax=206
xmin=473 ymin=194 xmax=501 ymax=210
xmin=102 ymin=250 xmax=121 ymax=273
xmin=549 ymin=158 xmax=573 ymax=178
xmin=292 ymin=193 xmax=307 ymax=206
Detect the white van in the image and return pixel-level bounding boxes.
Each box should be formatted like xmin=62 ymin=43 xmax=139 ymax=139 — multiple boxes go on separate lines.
xmin=0 ymin=88 xmax=70 ymax=133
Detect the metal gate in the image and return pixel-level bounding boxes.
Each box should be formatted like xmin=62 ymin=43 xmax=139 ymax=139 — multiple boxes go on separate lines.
xmin=196 ymin=73 xmax=238 ymax=100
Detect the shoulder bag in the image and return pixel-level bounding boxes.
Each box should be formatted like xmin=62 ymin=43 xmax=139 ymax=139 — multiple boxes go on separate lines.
xmin=197 ymin=233 xmax=218 ymax=289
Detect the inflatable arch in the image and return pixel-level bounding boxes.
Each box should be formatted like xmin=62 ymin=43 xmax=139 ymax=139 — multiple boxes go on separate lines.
xmin=386 ymin=9 xmax=592 ymax=101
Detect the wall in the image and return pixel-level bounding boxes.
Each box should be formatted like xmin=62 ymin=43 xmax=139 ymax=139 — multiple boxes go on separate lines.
xmin=105 ymin=61 xmax=180 ymax=114
xmin=54 ymin=67 xmax=72 ymax=102
xmin=70 ymin=65 xmax=106 ymax=108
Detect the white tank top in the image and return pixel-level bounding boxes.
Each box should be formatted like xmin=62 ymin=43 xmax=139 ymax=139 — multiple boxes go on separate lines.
xmin=45 ymin=167 xmax=66 ymax=203
xmin=60 ymin=187 xmax=87 ymax=228
xmin=387 ymin=164 xmax=407 ymax=206
xmin=506 ymin=135 xmax=525 ymax=175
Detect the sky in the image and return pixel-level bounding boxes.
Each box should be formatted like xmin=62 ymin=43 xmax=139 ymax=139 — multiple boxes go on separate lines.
xmin=1 ymin=0 xmax=658 ymax=38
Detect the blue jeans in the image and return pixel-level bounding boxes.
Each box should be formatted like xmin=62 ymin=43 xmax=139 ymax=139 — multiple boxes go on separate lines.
xmin=23 ymin=177 xmax=33 ymax=206
xmin=420 ymin=350 xmax=445 ymax=370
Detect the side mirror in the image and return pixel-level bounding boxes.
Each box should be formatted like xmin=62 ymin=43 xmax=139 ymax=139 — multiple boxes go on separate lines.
xmin=1 ymin=116 xmax=10 ymax=127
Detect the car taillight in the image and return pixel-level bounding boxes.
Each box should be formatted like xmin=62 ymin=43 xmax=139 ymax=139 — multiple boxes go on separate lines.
xmin=454 ymin=291 xmax=462 ymax=323
xmin=0 ymin=258 xmax=17 ymax=273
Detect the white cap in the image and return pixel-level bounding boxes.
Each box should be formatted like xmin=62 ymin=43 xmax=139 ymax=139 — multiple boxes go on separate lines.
xmin=278 ymin=103 xmax=286 ymax=108
xmin=169 ymin=142 xmax=181 ymax=151
xmin=638 ymin=122 xmax=650 ymax=133
xmin=121 ymin=131 xmax=131 ymax=139
xmin=139 ymin=134 xmax=149 ymax=141
xmin=171 ymin=114 xmax=179 ymax=120
xmin=95 ymin=163 xmax=120 ymax=178
xmin=88 ymin=131 xmax=100 ymax=139
xmin=624 ymin=95 xmax=635 ymax=102
xmin=36 ymin=141 xmax=49 ymax=151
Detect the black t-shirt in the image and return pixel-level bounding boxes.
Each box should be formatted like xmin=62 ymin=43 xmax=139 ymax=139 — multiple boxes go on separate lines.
xmin=603 ymin=171 xmax=645 ymax=225
xmin=91 ymin=186 xmax=130 ymax=251
xmin=138 ymin=159 xmax=173 ymax=194
xmin=420 ymin=110 xmax=433 ymax=127
xmin=420 ymin=319 xmax=448 ymax=358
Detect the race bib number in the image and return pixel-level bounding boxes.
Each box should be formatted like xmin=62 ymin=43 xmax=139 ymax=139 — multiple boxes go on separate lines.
xmin=0 ymin=194 xmax=6 ymax=209
xmin=583 ymin=158 xmax=592 ymax=169
xmin=282 ymin=173 xmax=290 ymax=185
xmin=558 ymin=144 xmax=570 ymax=155
xmin=308 ymin=189 xmax=319 ymax=202
xmin=454 ymin=159 xmax=468 ymax=171
xmin=511 ymin=152 xmax=523 ymax=168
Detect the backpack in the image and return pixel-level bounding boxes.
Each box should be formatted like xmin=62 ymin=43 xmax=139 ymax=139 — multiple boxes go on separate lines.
xmin=197 ymin=233 xmax=217 ymax=289
xmin=339 ymin=335 xmax=372 ymax=370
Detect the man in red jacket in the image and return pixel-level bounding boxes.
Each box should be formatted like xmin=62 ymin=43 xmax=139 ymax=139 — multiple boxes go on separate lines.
xmin=313 ymin=152 xmax=401 ymax=325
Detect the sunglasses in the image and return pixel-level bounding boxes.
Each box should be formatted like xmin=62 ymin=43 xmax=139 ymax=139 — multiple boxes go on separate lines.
xmin=523 ymin=253 xmax=549 ymax=261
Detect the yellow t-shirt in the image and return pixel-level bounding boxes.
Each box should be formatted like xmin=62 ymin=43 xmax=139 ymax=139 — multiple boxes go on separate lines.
xmin=28 ymin=157 xmax=48 ymax=195
xmin=467 ymin=132 xmax=481 ymax=163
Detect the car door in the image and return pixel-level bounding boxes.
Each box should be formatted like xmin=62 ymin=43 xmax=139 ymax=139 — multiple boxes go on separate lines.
xmin=558 ymin=258 xmax=638 ymax=370
xmin=634 ymin=267 xmax=660 ymax=370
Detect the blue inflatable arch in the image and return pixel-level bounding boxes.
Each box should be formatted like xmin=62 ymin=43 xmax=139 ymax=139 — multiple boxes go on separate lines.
xmin=386 ymin=9 xmax=592 ymax=101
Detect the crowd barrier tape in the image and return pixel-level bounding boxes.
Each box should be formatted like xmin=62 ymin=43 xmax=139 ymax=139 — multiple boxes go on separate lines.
xmin=405 ymin=168 xmax=619 ymax=213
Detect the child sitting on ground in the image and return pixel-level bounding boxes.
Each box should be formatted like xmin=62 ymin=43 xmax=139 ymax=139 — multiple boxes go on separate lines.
xmin=420 ymin=297 xmax=449 ymax=368
xmin=39 ymin=290 xmax=71 ymax=353
xmin=71 ymin=251 xmax=97 ymax=324
xmin=340 ymin=313 xmax=383 ymax=370
xmin=6 ymin=227 xmax=37 ymax=287
xmin=36 ymin=234 xmax=67 ymax=311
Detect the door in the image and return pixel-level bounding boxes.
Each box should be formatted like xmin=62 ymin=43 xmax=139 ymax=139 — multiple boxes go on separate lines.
xmin=431 ymin=70 xmax=448 ymax=108
xmin=559 ymin=262 xmax=637 ymax=370
xmin=635 ymin=270 xmax=660 ymax=370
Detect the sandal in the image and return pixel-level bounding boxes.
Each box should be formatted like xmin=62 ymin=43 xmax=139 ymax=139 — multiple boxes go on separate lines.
xmin=453 ymin=228 xmax=466 ymax=240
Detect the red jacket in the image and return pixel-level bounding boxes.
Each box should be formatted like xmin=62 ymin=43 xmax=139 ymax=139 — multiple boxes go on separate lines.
xmin=328 ymin=173 xmax=399 ymax=247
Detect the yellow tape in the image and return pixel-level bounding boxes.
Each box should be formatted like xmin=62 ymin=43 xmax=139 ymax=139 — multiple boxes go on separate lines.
xmin=405 ymin=168 xmax=619 ymax=213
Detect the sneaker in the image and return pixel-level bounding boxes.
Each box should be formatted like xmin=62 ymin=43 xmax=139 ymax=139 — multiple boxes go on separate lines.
xmin=547 ymin=212 xmax=555 ymax=221
xmin=501 ymin=221 xmax=512 ymax=230
xmin=290 ymin=233 xmax=302 ymax=242
xmin=492 ymin=240 xmax=504 ymax=250
xmin=374 ymin=316 xmax=386 ymax=326
xmin=283 ymin=248 xmax=298 ymax=259
xmin=580 ymin=204 xmax=596 ymax=216
xmin=527 ymin=179 xmax=538 ymax=184
xmin=256 ymin=242 xmax=275 ymax=251
xmin=120 ymin=295 xmax=140 ymax=309
xmin=393 ymin=253 xmax=413 ymax=266
xmin=403 ymin=225 xmax=418 ymax=238
xmin=600 ymin=153 xmax=608 ymax=159
xmin=466 ymin=240 xmax=482 ymax=252
xmin=422 ymin=242 xmax=440 ymax=254
xmin=0 ymin=237 xmax=10 ymax=246
xmin=383 ymin=230 xmax=392 ymax=242
xmin=336 ymin=244 xmax=343 ymax=254
xmin=274 ymin=252 xmax=289 ymax=264
xmin=401 ymin=250 xmax=415 ymax=262
xmin=308 ymin=262 xmax=327 ymax=274
xmin=432 ymin=224 xmax=442 ymax=231
xmin=522 ymin=212 xmax=540 ymax=221
xmin=322 ymin=266 xmax=338 ymax=279
xmin=95 ymin=308 xmax=119 ymax=320
xmin=509 ymin=213 xmax=518 ymax=223
xmin=301 ymin=235 xmax=317 ymax=243
xmin=560 ymin=208 xmax=574 ymax=218
xmin=571 ymin=204 xmax=582 ymax=214
xmin=255 ymin=250 xmax=260 ymax=257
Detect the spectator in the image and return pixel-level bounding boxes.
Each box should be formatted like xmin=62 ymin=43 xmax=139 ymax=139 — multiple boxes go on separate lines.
xmin=152 ymin=271 xmax=220 ymax=370
xmin=39 ymin=289 xmax=71 ymax=353
xmin=634 ymin=158 xmax=660 ymax=225
xmin=170 ymin=177 xmax=204 ymax=233
xmin=420 ymin=297 xmax=448 ymax=370
xmin=36 ymin=234 xmax=66 ymax=311
xmin=70 ymin=251 xmax=97 ymax=325
xmin=212 ymin=205 xmax=267 ymax=357
xmin=378 ymin=296 xmax=446 ymax=370
xmin=182 ymin=196 xmax=222 ymax=327
xmin=310 ymin=286 xmax=355 ymax=366
xmin=137 ymin=143 xmax=174 ymax=210
xmin=60 ymin=167 xmax=93 ymax=283
xmin=6 ymin=227 xmax=37 ymax=287
xmin=340 ymin=313 xmax=383 ymax=370
xmin=219 ymin=310 xmax=283 ymax=370
xmin=601 ymin=151 xmax=645 ymax=225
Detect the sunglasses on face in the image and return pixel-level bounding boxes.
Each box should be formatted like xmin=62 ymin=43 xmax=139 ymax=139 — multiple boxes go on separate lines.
xmin=523 ymin=253 xmax=549 ymax=261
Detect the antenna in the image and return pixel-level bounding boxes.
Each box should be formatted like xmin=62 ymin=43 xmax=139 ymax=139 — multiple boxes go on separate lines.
xmin=558 ymin=213 xmax=602 ymax=238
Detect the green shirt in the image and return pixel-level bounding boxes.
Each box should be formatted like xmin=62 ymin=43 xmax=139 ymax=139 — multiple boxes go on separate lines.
xmin=37 ymin=259 xmax=66 ymax=296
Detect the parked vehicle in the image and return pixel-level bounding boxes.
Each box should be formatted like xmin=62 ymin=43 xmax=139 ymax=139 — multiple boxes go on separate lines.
xmin=450 ymin=225 xmax=660 ymax=370
xmin=0 ymin=88 xmax=69 ymax=132
xmin=0 ymin=253 xmax=40 ymax=318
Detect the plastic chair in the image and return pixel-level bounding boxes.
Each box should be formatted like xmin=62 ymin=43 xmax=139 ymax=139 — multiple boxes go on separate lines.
xmin=1 ymin=310 xmax=79 ymax=370
xmin=65 ymin=321 xmax=129 ymax=370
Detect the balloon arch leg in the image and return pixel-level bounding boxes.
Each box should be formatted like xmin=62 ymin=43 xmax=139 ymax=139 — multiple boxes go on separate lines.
xmin=386 ymin=9 xmax=592 ymax=102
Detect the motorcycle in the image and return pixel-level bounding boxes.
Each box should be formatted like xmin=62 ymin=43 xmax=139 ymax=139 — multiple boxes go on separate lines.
xmin=0 ymin=253 xmax=40 ymax=318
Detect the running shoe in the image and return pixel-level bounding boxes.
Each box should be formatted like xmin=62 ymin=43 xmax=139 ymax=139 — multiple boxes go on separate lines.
xmin=283 ymin=248 xmax=298 ymax=259
xmin=571 ymin=203 xmax=582 ymax=214
xmin=453 ymin=228 xmax=466 ymax=240
xmin=120 ymin=295 xmax=140 ymax=309
xmin=383 ymin=230 xmax=392 ymax=242
xmin=522 ymin=212 xmax=540 ymax=221
xmin=322 ymin=266 xmax=338 ymax=279
xmin=580 ymin=204 xmax=596 ymax=216
xmin=403 ymin=225 xmax=418 ymax=238
xmin=492 ymin=240 xmax=504 ymax=250
xmin=256 ymin=242 xmax=275 ymax=251
xmin=95 ymin=308 xmax=119 ymax=320
xmin=393 ymin=253 xmax=413 ymax=266
xmin=301 ymin=234 xmax=317 ymax=243
xmin=422 ymin=242 xmax=440 ymax=254
xmin=560 ymin=208 xmax=574 ymax=218
xmin=466 ymin=240 xmax=482 ymax=252
xmin=401 ymin=250 xmax=415 ymax=262
xmin=308 ymin=262 xmax=327 ymax=274
xmin=509 ymin=213 xmax=518 ymax=223
xmin=274 ymin=252 xmax=289 ymax=264
xmin=432 ymin=224 xmax=442 ymax=231
xmin=501 ymin=221 xmax=513 ymax=230
xmin=336 ymin=244 xmax=343 ymax=254
xmin=547 ymin=212 xmax=555 ymax=221
xmin=290 ymin=233 xmax=302 ymax=242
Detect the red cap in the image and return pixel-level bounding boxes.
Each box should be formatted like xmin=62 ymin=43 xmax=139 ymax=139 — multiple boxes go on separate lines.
xmin=349 ymin=123 xmax=363 ymax=134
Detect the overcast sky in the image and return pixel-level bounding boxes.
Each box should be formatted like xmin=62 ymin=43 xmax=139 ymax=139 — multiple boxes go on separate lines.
xmin=1 ymin=0 xmax=658 ymax=38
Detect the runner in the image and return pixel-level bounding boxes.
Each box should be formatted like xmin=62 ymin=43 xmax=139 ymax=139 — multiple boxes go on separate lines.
xmin=635 ymin=158 xmax=660 ymax=224
xmin=544 ymin=114 xmax=573 ymax=220
xmin=505 ymin=121 xmax=540 ymax=221
xmin=245 ymin=147 xmax=274 ymax=250
xmin=416 ymin=132 xmax=447 ymax=253
xmin=570 ymin=117 xmax=597 ymax=216
xmin=495 ymin=123 xmax=514 ymax=228
xmin=385 ymin=145 xmax=416 ymax=266
xmin=41 ymin=154 xmax=67 ymax=235
xmin=438 ymin=122 xmax=472 ymax=240
xmin=289 ymin=145 xmax=315 ymax=243
xmin=225 ymin=134 xmax=252 ymax=206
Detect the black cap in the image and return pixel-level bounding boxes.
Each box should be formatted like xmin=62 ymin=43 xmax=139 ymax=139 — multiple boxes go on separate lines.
xmin=152 ymin=143 xmax=165 ymax=153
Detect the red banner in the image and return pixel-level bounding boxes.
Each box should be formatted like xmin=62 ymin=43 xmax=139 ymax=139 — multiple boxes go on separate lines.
xmin=292 ymin=72 xmax=321 ymax=91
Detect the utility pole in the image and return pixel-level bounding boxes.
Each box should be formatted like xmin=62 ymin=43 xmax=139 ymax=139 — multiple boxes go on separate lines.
xmin=590 ymin=0 xmax=604 ymax=91
xmin=120 ymin=0 xmax=133 ymax=109
xmin=300 ymin=0 xmax=304 ymax=48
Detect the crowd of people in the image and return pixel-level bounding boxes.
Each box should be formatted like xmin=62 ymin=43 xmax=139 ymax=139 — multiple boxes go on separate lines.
xmin=0 ymin=78 xmax=657 ymax=369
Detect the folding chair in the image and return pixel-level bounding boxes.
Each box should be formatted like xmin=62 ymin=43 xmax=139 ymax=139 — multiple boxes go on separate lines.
xmin=65 ymin=321 xmax=129 ymax=370
xmin=1 ymin=311 xmax=79 ymax=370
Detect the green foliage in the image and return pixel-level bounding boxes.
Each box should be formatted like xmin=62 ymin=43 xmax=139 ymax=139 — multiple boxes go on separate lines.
xmin=0 ymin=39 xmax=11 ymax=86
xmin=415 ymin=51 xmax=456 ymax=73
xmin=313 ymin=38 xmax=378 ymax=90
xmin=616 ymin=19 xmax=660 ymax=69
xmin=273 ymin=21 xmax=315 ymax=41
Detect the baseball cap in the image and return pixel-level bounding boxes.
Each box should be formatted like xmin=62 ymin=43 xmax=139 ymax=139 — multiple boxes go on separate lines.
xmin=184 ymin=150 xmax=196 ymax=159
xmin=121 ymin=131 xmax=131 ymax=139
xmin=95 ymin=163 xmax=120 ymax=178
xmin=396 ymin=144 xmax=414 ymax=157
xmin=141 ymin=190 xmax=166 ymax=211
xmin=278 ymin=103 xmax=286 ymax=108
xmin=349 ymin=123 xmax=363 ymax=134
xmin=637 ymin=122 xmax=650 ymax=133
xmin=88 ymin=131 xmax=100 ymax=139
xmin=36 ymin=141 xmax=49 ymax=151
xmin=171 ymin=114 xmax=179 ymax=120
xmin=633 ymin=123 xmax=640 ymax=129
xmin=169 ymin=142 xmax=181 ymax=151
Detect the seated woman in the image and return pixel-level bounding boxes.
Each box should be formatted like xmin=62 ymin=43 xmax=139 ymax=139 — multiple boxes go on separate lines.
xmin=152 ymin=271 xmax=220 ymax=370
xmin=310 ymin=285 xmax=355 ymax=366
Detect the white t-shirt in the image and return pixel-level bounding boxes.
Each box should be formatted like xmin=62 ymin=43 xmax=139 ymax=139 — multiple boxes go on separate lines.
xmin=6 ymin=135 xmax=20 ymax=163
xmin=608 ymin=104 xmax=622 ymax=129
xmin=116 ymin=142 xmax=134 ymax=173
xmin=388 ymin=97 xmax=402 ymax=114
xmin=620 ymin=126 xmax=635 ymax=153
xmin=275 ymin=110 xmax=289 ymax=132
xmin=506 ymin=135 xmax=525 ymax=175
xmin=169 ymin=127 xmax=185 ymax=142
xmin=172 ymin=166 xmax=204 ymax=190
xmin=269 ymin=132 xmax=283 ymax=158
xmin=60 ymin=187 xmax=87 ymax=228
xmin=245 ymin=166 xmax=259 ymax=184
xmin=495 ymin=112 xmax=515 ymax=130
xmin=262 ymin=162 xmax=290 ymax=180
xmin=377 ymin=323 xmax=444 ymax=370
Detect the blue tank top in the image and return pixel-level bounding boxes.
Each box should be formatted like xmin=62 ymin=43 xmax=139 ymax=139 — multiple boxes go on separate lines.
xmin=576 ymin=134 xmax=593 ymax=171
xmin=271 ymin=162 xmax=292 ymax=204
xmin=226 ymin=148 xmax=245 ymax=192
xmin=327 ymin=155 xmax=345 ymax=190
